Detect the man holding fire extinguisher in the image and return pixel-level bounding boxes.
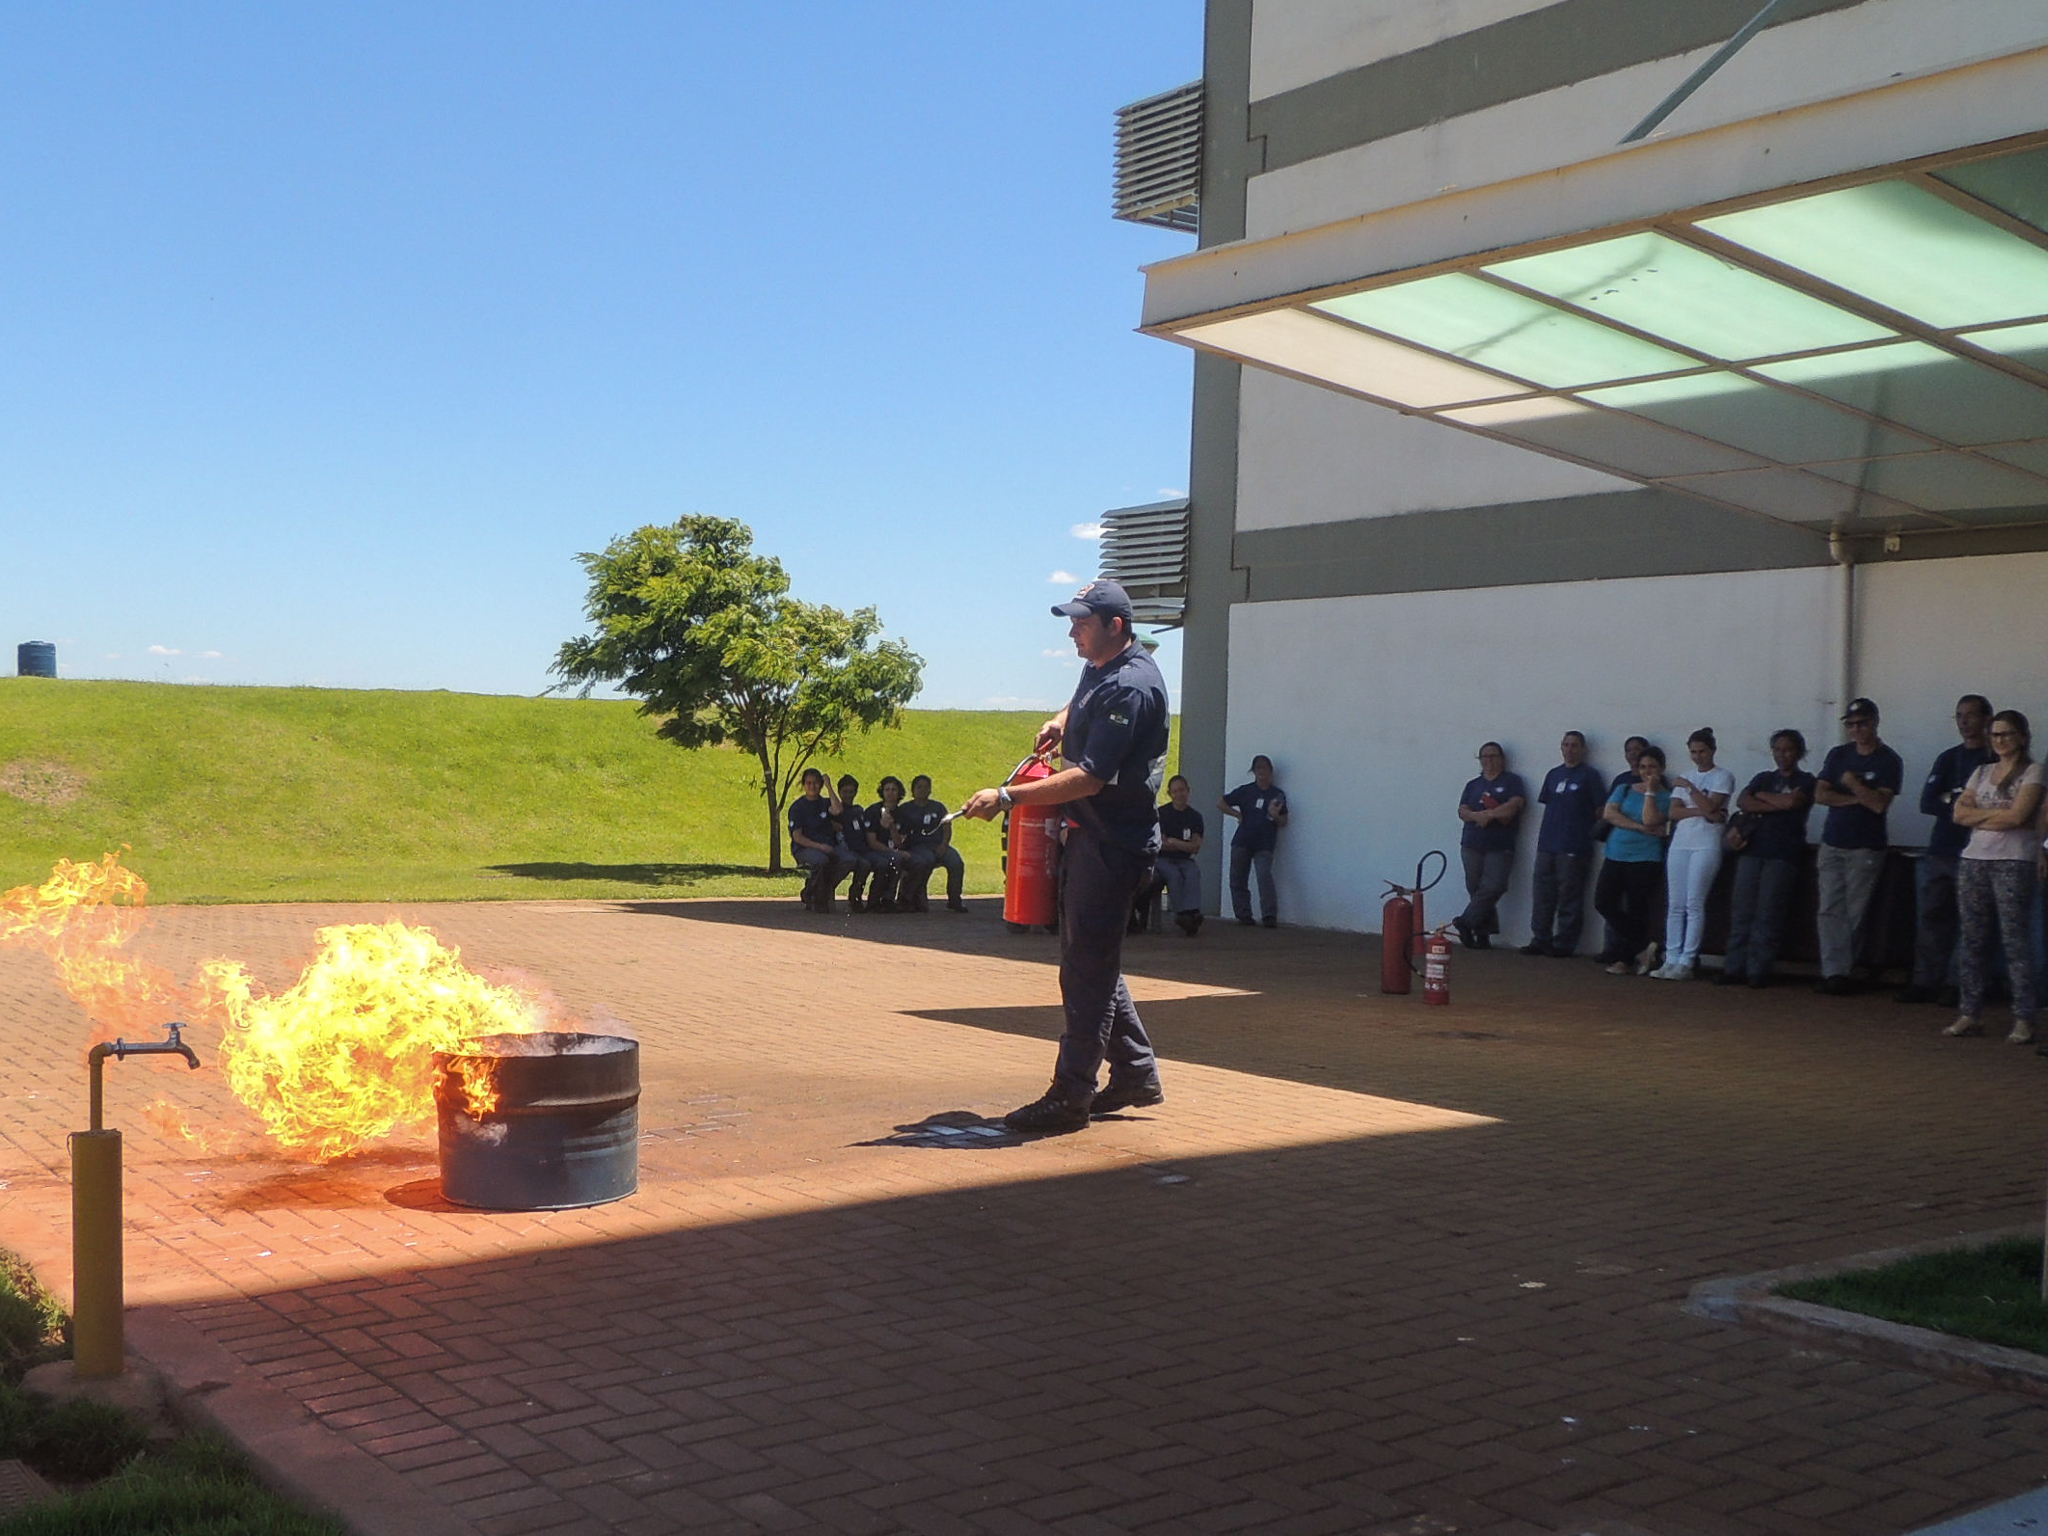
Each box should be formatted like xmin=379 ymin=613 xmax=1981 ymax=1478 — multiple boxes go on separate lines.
xmin=962 ymin=578 xmax=1171 ymax=1134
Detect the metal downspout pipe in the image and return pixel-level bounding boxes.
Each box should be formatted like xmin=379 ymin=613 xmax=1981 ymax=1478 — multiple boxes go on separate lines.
xmin=1829 ymin=531 xmax=1857 ymax=717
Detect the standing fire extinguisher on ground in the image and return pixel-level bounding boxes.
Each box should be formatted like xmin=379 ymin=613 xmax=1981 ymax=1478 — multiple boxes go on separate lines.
xmin=1421 ymin=926 xmax=1452 ymax=1006
xmin=1380 ymin=851 xmax=1447 ymax=995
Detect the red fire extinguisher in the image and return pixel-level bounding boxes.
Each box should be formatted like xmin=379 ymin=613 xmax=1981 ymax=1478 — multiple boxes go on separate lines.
xmin=1002 ymin=754 xmax=1060 ymax=931
xmin=1379 ymin=850 xmax=1447 ymax=995
xmin=1421 ymin=927 xmax=1452 ymax=1006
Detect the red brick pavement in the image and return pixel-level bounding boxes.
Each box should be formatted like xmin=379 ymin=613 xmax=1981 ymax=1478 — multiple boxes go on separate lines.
xmin=3 ymin=896 xmax=2047 ymax=1534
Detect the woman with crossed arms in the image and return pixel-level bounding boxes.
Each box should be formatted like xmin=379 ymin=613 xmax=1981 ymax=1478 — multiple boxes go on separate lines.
xmin=1946 ymin=710 xmax=2045 ymax=1043
xmin=1595 ymin=745 xmax=1671 ymax=976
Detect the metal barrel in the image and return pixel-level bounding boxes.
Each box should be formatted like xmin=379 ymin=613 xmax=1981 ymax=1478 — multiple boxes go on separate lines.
xmin=433 ymin=1032 xmax=639 ymax=1211
xmin=16 ymin=641 xmax=56 ymax=679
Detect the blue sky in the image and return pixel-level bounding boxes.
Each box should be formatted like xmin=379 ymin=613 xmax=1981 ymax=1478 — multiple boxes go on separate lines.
xmin=1 ymin=3 xmax=1201 ymax=710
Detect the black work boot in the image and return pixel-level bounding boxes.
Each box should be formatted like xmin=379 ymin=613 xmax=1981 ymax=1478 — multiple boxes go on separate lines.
xmin=1003 ymin=1084 xmax=1092 ymax=1134
xmin=1089 ymin=1079 xmax=1165 ymax=1116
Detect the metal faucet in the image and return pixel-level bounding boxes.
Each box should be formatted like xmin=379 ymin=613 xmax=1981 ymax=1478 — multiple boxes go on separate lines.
xmin=88 ymin=1023 xmax=201 ymax=1131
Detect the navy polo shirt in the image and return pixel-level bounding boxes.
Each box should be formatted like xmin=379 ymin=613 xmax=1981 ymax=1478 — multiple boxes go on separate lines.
xmin=1536 ymin=763 xmax=1604 ymax=854
xmin=1222 ymin=783 xmax=1287 ymax=851
xmin=897 ymin=799 xmax=950 ymax=848
xmin=1157 ymin=804 xmax=1204 ymax=858
xmin=865 ymin=801 xmax=898 ymax=850
xmin=1818 ymin=742 xmax=1904 ymax=850
xmin=1460 ymin=771 xmax=1527 ymax=853
xmin=835 ymin=800 xmax=871 ymax=852
xmin=1741 ymin=769 xmax=1817 ymax=862
xmin=1062 ymin=643 xmax=1170 ymax=854
xmin=1920 ymin=742 xmax=1996 ymax=858
xmin=788 ymin=795 xmax=836 ymax=849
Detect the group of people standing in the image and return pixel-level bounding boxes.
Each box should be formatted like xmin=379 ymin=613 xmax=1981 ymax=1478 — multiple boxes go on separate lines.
xmin=786 ymin=769 xmax=967 ymax=915
xmin=1450 ymin=697 xmax=2046 ymax=1043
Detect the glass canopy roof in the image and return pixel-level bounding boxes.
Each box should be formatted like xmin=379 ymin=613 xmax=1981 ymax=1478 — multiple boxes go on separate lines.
xmin=1165 ymin=140 xmax=2048 ymax=533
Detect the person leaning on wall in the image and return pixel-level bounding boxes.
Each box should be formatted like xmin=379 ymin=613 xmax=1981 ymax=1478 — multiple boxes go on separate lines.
xmin=1717 ymin=730 xmax=1815 ymax=990
xmin=1595 ymin=744 xmax=1671 ymax=976
xmin=1900 ymin=694 xmax=1994 ymax=1006
xmin=1944 ymin=710 xmax=2044 ymax=1044
xmin=1812 ymin=698 xmax=1904 ymax=995
xmin=1653 ymin=729 xmax=1734 ymax=980
xmin=1453 ymin=742 xmax=1526 ymax=951
xmin=1522 ymin=730 xmax=1604 ymax=958
xmin=1218 ymin=755 xmax=1288 ymax=927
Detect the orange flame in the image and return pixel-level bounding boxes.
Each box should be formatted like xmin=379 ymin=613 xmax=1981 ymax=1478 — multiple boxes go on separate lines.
xmin=3 ymin=853 xmax=549 ymax=1162
xmin=0 ymin=852 xmax=182 ymax=1041
xmin=201 ymin=921 xmax=542 ymax=1161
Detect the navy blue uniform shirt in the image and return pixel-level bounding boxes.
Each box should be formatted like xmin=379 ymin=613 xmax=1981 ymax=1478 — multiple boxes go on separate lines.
xmin=1740 ymin=769 xmax=1817 ymax=862
xmin=865 ymin=801 xmax=898 ymax=851
xmin=1818 ymin=742 xmax=1904 ymax=850
xmin=788 ymin=795 xmax=837 ymax=848
xmin=1919 ymin=742 xmax=1996 ymax=858
xmin=897 ymin=799 xmax=950 ymax=848
xmin=1536 ymin=763 xmax=1604 ymax=854
xmin=1062 ymin=643 xmax=1170 ymax=854
xmin=1157 ymin=804 xmax=1204 ymax=858
xmin=1222 ymin=783 xmax=1287 ymax=851
xmin=1460 ymin=771 xmax=1528 ymax=853
xmin=835 ymin=801 xmax=871 ymax=851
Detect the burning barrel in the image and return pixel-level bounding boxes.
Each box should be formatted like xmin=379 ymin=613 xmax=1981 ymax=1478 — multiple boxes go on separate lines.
xmin=434 ymin=1032 xmax=639 ymax=1210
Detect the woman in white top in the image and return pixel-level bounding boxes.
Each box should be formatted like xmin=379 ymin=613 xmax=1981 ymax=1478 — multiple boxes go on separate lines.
xmin=1653 ymin=728 xmax=1735 ymax=980
xmin=1945 ymin=710 xmax=2045 ymax=1042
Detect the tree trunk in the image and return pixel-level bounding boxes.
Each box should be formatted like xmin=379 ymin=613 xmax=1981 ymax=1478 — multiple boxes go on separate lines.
xmin=760 ymin=754 xmax=783 ymax=873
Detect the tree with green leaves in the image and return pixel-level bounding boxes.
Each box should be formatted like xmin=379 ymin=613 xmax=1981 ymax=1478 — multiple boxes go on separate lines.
xmin=551 ymin=517 xmax=924 ymax=872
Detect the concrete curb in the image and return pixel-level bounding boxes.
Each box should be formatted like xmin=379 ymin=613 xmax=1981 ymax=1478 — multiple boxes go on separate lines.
xmin=1686 ymin=1226 xmax=2048 ymax=1400
xmin=128 ymin=1306 xmax=481 ymax=1536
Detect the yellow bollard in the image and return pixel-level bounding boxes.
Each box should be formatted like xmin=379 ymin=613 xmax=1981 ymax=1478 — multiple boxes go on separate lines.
xmin=70 ymin=1129 xmax=124 ymax=1379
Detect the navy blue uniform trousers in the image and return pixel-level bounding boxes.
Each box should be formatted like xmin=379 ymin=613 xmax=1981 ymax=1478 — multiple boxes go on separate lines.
xmin=1054 ymin=830 xmax=1159 ymax=1098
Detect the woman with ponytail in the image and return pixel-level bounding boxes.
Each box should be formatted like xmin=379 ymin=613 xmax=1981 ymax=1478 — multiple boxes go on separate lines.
xmin=1652 ymin=729 xmax=1734 ymax=980
xmin=1947 ymin=710 xmax=2045 ymax=1042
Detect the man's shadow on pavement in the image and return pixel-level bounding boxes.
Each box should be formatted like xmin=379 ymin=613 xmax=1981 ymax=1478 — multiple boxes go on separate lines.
xmin=855 ymin=1109 xmax=1034 ymax=1148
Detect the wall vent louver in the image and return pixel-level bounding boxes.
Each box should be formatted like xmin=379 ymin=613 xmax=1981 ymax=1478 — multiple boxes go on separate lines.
xmin=1113 ymin=82 xmax=1202 ymax=234
xmin=1098 ymin=498 xmax=1190 ymax=627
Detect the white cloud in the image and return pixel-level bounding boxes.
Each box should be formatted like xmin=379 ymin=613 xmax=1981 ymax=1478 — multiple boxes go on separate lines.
xmin=1158 ymin=487 xmax=1187 ymax=497
xmin=1069 ymin=522 xmax=1103 ymax=540
xmin=147 ymin=644 xmax=182 ymax=656
xmin=198 ymin=650 xmax=223 ymax=659
xmin=984 ymin=695 xmax=1054 ymax=710
xmin=102 ymin=653 xmax=121 ymax=661
xmin=1040 ymin=648 xmax=1072 ymax=658
xmin=1048 ymin=570 xmax=1079 ymax=585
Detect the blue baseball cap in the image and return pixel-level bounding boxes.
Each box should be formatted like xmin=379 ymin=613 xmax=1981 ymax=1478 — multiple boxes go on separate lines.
xmin=1051 ymin=578 xmax=1135 ymax=622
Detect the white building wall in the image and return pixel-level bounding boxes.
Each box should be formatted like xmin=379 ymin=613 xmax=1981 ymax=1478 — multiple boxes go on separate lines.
xmin=1244 ymin=0 xmax=2048 ymax=240
xmin=1858 ymin=550 xmax=2048 ymax=810
xmin=1222 ymin=553 xmax=2048 ymax=938
xmin=1236 ymin=370 xmax=1633 ymax=531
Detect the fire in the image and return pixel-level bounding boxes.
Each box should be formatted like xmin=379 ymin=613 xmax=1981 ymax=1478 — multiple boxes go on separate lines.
xmin=0 ymin=852 xmax=181 ymax=1041
xmin=2 ymin=853 xmax=547 ymax=1162
xmin=201 ymin=921 xmax=543 ymax=1161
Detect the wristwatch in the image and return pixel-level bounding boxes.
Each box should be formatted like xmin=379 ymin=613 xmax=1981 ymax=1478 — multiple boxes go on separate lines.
xmin=997 ymin=786 xmax=1014 ymax=810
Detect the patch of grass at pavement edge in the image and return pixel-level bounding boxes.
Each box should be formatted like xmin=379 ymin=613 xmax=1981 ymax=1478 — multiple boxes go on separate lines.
xmin=0 ymin=1431 xmax=345 ymax=1536
xmin=1778 ymin=1236 xmax=2048 ymax=1355
xmin=0 ymin=1252 xmax=343 ymax=1535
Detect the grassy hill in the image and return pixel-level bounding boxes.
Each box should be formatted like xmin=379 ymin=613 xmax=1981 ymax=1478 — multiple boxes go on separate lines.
xmin=0 ymin=679 xmax=1177 ymax=905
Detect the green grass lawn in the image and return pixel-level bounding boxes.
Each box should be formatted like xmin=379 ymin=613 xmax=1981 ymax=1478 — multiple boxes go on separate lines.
xmin=1778 ymin=1236 xmax=2048 ymax=1355
xmin=0 ymin=679 xmax=1175 ymax=905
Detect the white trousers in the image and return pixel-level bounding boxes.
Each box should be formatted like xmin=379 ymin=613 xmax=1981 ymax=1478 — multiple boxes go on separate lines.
xmin=1664 ymin=843 xmax=1724 ymax=968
